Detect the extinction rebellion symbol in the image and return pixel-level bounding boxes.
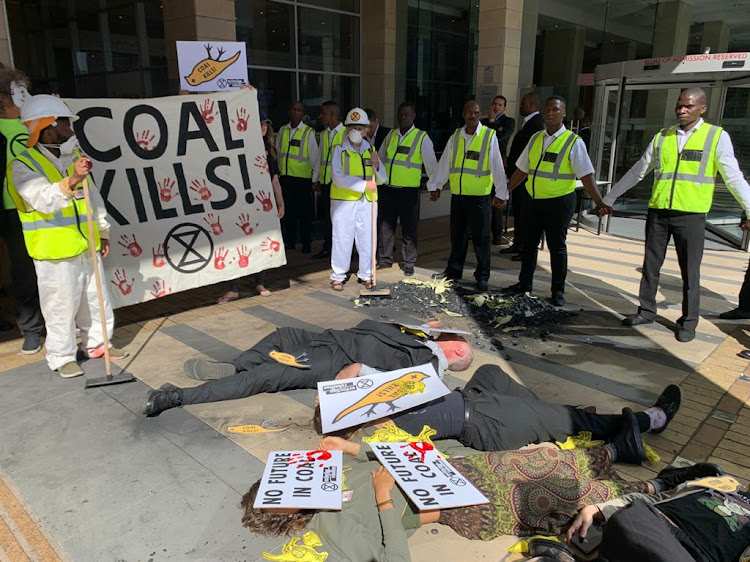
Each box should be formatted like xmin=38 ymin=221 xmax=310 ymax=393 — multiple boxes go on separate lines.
xmin=164 ymin=223 xmax=214 ymax=273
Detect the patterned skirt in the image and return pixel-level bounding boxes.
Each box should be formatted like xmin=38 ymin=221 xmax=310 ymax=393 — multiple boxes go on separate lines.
xmin=437 ymin=446 xmax=647 ymax=539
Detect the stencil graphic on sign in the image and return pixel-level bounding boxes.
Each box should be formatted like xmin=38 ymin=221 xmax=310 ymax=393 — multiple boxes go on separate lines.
xmin=333 ymin=371 xmax=428 ymax=422
xmin=185 ymin=44 xmax=241 ymax=87
xmin=164 ymin=223 xmax=214 ymax=273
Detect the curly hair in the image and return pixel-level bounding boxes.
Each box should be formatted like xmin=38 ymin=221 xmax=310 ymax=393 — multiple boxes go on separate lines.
xmin=0 ymin=68 xmax=30 ymax=98
xmin=240 ymin=480 xmax=314 ymax=537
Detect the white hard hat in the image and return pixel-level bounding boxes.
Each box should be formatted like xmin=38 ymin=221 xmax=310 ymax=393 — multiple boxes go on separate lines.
xmin=20 ymin=94 xmax=79 ymax=124
xmin=344 ymin=107 xmax=369 ymax=127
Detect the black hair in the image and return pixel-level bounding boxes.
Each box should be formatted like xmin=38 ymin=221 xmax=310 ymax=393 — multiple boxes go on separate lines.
xmin=546 ymin=95 xmax=567 ymax=108
xmin=364 ymin=108 xmax=378 ymax=121
xmin=493 ymin=95 xmax=507 ymax=105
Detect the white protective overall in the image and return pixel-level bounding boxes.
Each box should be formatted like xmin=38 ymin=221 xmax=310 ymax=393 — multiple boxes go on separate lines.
xmin=330 ymin=137 xmax=385 ymax=283
xmin=11 ymin=144 xmax=113 ymax=370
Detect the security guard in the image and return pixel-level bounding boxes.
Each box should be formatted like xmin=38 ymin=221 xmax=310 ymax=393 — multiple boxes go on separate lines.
xmin=499 ymin=95 xmax=609 ymax=307
xmin=429 ymin=100 xmax=507 ymax=292
xmin=7 ymin=95 xmax=126 ymax=377
xmin=329 ymin=107 xmax=385 ymax=291
xmin=276 ymin=100 xmax=318 ymax=253
xmin=376 ymin=102 xmax=437 ymax=276
xmin=603 ymin=87 xmax=750 ymax=342
xmin=312 ymin=100 xmax=344 ymax=260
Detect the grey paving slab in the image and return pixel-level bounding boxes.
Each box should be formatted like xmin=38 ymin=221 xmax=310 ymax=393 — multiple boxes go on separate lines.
xmin=161 ymin=324 xmax=242 ymax=362
xmin=240 ymin=304 xmax=321 ymax=332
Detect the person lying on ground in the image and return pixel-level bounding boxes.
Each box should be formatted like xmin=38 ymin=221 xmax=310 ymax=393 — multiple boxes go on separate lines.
xmin=566 ymin=464 xmax=746 ymax=562
xmin=143 ymin=319 xmax=473 ymax=417
xmin=241 ymin=437 xmax=719 ymax=562
xmin=312 ymin=363 xmax=682 ymax=463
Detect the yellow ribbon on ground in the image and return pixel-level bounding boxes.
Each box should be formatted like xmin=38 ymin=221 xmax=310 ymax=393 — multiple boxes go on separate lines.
xmin=556 ymin=431 xmax=662 ymax=464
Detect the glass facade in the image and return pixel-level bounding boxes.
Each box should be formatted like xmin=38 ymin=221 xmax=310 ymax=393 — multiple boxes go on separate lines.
xmin=236 ymin=0 xmax=360 ymax=130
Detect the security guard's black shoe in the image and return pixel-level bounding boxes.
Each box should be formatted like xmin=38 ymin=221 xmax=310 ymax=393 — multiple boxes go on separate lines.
xmin=719 ymin=308 xmax=750 ymax=320
xmin=655 ymin=462 xmax=723 ymax=490
xmin=551 ymin=292 xmax=566 ymax=307
xmin=312 ymin=248 xmax=330 ymax=259
xmin=432 ymin=271 xmax=460 ymax=281
xmin=498 ymin=245 xmax=519 ymax=254
xmin=144 ymin=384 xmax=182 ymax=417
xmin=610 ymin=408 xmax=646 ymax=465
xmin=622 ymin=314 xmax=653 ymax=327
xmin=503 ymin=282 xmax=531 ymax=294
xmin=403 ymin=266 xmax=414 ymax=276
xmin=476 ymin=280 xmax=488 ymax=292
xmin=676 ymin=327 xmax=695 ymax=343
xmin=376 ymin=262 xmax=391 ymax=270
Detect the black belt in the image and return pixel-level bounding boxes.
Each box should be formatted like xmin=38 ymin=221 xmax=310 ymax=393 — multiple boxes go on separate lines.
xmin=458 ymin=387 xmax=472 ymax=438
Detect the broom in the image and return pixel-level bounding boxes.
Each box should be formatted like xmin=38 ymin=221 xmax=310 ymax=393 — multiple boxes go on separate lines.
xmin=360 ymin=173 xmax=390 ymax=298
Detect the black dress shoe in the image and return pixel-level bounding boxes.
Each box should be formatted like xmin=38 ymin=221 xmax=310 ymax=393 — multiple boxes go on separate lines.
xmin=651 ymin=384 xmax=682 ymax=434
xmin=739 ymin=349 xmax=750 ymax=360
xmin=719 ymin=308 xmax=750 ymax=320
xmin=144 ymin=383 xmax=182 ymax=417
xmin=432 ymin=271 xmax=460 ymax=281
xmin=498 ymin=245 xmax=519 ymax=255
xmin=656 ymin=462 xmax=723 ymax=490
xmin=611 ymin=408 xmax=646 ymax=465
xmin=312 ymin=248 xmax=330 ymax=259
xmin=403 ymin=266 xmax=414 ymax=276
xmin=510 ymin=254 xmax=522 ymax=262
xmin=476 ymin=280 xmax=488 ymax=292
xmin=503 ymin=282 xmax=531 ymax=294
xmin=622 ymin=314 xmax=653 ymax=327
xmin=551 ymin=292 xmax=565 ymax=307
xmin=376 ymin=262 xmax=391 ymax=270
xmin=676 ymin=327 xmax=695 ymax=343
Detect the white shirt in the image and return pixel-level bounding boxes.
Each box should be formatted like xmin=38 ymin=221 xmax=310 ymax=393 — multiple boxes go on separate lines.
xmin=313 ymin=123 xmax=344 ymax=183
xmin=523 ymin=111 xmax=540 ymax=125
xmin=427 ymin=121 xmax=509 ymax=199
xmin=515 ymin=124 xmax=595 ymax=179
xmin=603 ymin=118 xmax=750 ymax=212
xmin=275 ymin=120 xmax=320 ymax=178
xmin=331 ymin=137 xmax=386 ymax=193
xmin=377 ymin=125 xmax=439 ymax=184
xmin=11 ymin=144 xmax=110 ymax=238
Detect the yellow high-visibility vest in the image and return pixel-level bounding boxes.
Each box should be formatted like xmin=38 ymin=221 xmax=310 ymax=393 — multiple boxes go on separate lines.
xmin=278 ymin=123 xmax=314 ymax=179
xmin=448 ymin=126 xmax=495 ymax=196
xmin=331 ymin=146 xmax=377 ymax=202
xmin=6 ymin=148 xmax=101 ymax=260
xmin=319 ymin=127 xmax=344 ymax=185
xmin=0 ymin=118 xmax=30 ymax=210
xmin=526 ymin=129 xmax=579 ymax=199
xmin=383 ymin=128 xmax=426 ymax=188
xmin=649 ymin=122 xmax=722 ymax=213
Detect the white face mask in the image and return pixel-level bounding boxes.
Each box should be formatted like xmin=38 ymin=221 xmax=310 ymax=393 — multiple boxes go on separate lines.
xmin=10 ymin=82 xmax=29 ymax=109
xmin=41 ymin=134 xmax=79 ymax=154
xmin=348 ymin=129 xmax=363 ymax=144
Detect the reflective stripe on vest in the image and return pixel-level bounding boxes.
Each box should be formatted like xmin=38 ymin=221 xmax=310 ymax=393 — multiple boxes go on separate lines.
xmin=527 ymin=129 xmax=578 ymax=199
xmin=448 ymin=126 xmax=495 ymax=196
xmin=6 ymin=147 xmax=100 ymax=260
xmin=331 ymin=147 xmax=377 ymax=202
xmin=649 ymin=123 xmax=722 ymax=213
xmin=384 ymin=128 xmax=426 ymax=188
xmin=319 ymin=127 xmax=344 ymax=185
xmin=279 ymin=124 xmax=313 ymax=179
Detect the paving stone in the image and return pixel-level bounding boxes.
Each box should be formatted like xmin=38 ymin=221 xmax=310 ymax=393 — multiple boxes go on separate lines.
xmin=678 ymin=442 xmax=714 ymax=463
xmin=717 ymin=394 xmax=745 ymax=415
xmin=693 ymin=424 xmax=728 ymax=447
xmin=704 ymin=417 xmax=732 ymax=430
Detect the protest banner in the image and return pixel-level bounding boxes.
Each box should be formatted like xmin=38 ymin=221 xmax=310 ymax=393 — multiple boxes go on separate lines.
xmin=317 ymin=364 xmax=449 ymax=434
xmin=177 ymin=41 xmax=249 ymax=92
xmin=368 ymin=442 xmax=488 ymax=510
xmin=254 ymin=450 xmax=343 ymax=510
xmin=65 ymin=89 xmax=285 ymax=308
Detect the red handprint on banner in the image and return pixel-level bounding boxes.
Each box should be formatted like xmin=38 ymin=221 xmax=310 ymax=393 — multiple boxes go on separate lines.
xmin=200 ymin=98 xmax=217 ymax=124
xmin=152 ymin=244 xmax=165 ymax=268
xmin=236 ymin=245 xmax=251 ymax=268
xmin=203 ymin=213 xmax=223 ymax=236
xmin=111 ymin=269 xmax=134 ymax=296
xmin=257 ymin=190 xmax=274 ymax=212
xmin=118 ymin=234 xmax=142 ymax=257
xmin=136 ymin=130 xmax=156 ymax=151
xmin=158 ymin=178 xmax=176 ymax=203
xmin=190 ymin=179 xmax=211 ymax=201
xmin=253 ymin=154 xmax=269 ymax=175
xmin=150 ymin=280 xmax=172 ymax=299
xmin=232 ymin=107 xmax=248 ymax=132
xmin=261 ymin=237 xmax=280 ymax=253
xmin=214 ymin=246 xmax=232 ymax=270
xmin=235 ymin=213 xmax=259 ymax=236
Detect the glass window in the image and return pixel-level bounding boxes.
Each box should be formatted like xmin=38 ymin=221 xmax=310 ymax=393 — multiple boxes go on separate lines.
xmin=249 ymin=68 xmax=296 ymax=129
xmin=299 ymin=72 xmax=359 ymax=129
xmin=297 ymin=6 xmax=359 ymax=74
xmin=299 ymin=0 xmax=359 ymax=14
xmin=236 ymin=0 xmax=295 ymax=69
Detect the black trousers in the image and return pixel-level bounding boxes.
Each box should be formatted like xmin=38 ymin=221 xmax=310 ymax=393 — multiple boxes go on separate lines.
xmin=377 ymin=185 xmax=420 ymax=268
xmin=280 ymin=175 xmax=313 ymax=250
xmin=638 ymin=209 xmax=705 ymax=331
xmin=1 ymin=210 xmax=43 ymax=336
xmin=739 ymin=257 xmax=750 ymax=312
xmin=508 ymin=180 xmax=529 ymax=248
xmin=490 ymin=205 xmax=503 ymax=242
xmin=598 ymin=500 xmax=703 ymax=562
xmin=519 ymin=190 xmax=576 ymax=294
xmin=457 ymin=365 xmax=648 ymax=452
xmin=180 ymin=327 xmax=350 ymax=405
xmin=445 ymin=193 xmax=492 ymax=283
xmin=317 ymin=183 xmax=332 ymax=251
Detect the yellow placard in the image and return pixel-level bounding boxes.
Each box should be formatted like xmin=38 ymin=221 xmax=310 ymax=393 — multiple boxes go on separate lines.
xmin=687 ymin=475 xmax=743 ymax=493
xmin=269 ymin=350 xmax=311 ymax=369
xmin=227 ymin=424 xmax=287 ymax=434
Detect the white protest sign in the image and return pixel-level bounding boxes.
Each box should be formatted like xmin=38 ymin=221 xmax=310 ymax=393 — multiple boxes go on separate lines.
xmin=317 ymin=363 xmax=449 ymax=434
xmin=177 ymin=41 xmax=249 ymax=92
xmin=254 ymin=450 xmax=343 ymax=510
xmin=65 ymin=89 xmax=285 ymax=308
xmin=369 ymin=442 xmax=488 ymax=510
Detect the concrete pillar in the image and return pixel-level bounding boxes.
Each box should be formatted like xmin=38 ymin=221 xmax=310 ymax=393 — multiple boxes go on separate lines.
xmin=0 ymin=0 xmax=12 ymax=68
xmin=162 ymin=0 xmax=236 ymax=88
xmin=360 ymin=0 xmax=399 ymax=126
xmin=701 ymin=21 xmax=730 ymax=54
xmin=518 ymin=0 xmax=538 ymax=92
xmin=540 ymin=26 xmax=585 ymax=108
xmin=475 ymin=0 xmax=524 ymax=119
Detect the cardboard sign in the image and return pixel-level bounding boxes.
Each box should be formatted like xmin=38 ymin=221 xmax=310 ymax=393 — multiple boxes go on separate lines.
xmin=317 ymin=364 xmax=449 ymax=434
xmin=177 ymin=41 xmax=248 ymax=92
xmin=254 ymin=450 xmax=343 ymax=510
xmin=368 ymin=442 xmax=489 ymax=510
xmin=65 ymin=89 xmax=285 ymax=308
xmin=396 ymin=322 xmax=471 ymax=337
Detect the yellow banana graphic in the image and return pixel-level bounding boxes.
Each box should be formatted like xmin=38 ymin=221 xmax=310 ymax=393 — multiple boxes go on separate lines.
xmin=332 ymin=372 xmax=428 ymax=423
xmin=262 ymin=531 xmax=328 ymax=561
xmin=185 ymin=44 xmax=241 ymax=87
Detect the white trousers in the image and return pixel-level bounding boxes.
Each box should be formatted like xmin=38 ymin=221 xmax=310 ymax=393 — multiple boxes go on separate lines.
xmin=330 ymin=196 xmax=376 ymax=282
xmin=34 ymin=251 xmax=114 ymax=371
